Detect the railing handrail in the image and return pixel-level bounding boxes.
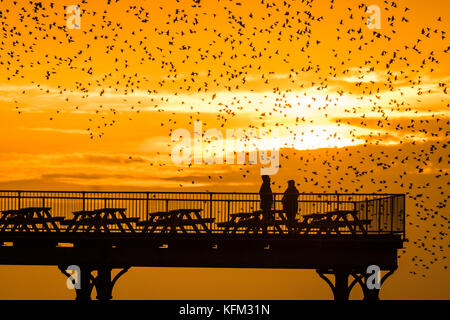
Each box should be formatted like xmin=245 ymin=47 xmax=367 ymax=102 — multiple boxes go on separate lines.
xmin=0 ymin=190 xmax=406 ymax=196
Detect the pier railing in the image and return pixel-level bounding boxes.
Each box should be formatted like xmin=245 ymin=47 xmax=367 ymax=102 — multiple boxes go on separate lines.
xmin=0 ymin=191 xmax=405 ymax=237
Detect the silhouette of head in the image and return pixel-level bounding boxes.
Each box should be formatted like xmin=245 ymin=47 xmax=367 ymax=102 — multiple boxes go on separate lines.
xmin=262 ymin=175 xmax=270 ymax=183
xmin=288 ymin=180 xmax=295 ymax=187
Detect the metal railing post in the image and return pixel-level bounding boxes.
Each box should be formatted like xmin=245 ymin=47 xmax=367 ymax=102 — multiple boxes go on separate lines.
xmin=82 ymin=192 xmax=86 ymax=232
xmin=391 ymin=196 xmax=394 ymax=233
xmin=146 ymin=192 xmax=149 ymax=221
xmin=403 ymin=194 xmax=406 ymax=239
xmin=17 ymin=191 xmax=21 ymax=210
xmin=365 ymin=198 xmax=369 ymax=226
xmin=378 ymin=199 xmax=381 ymax=234
xmin=209 ymin=192 xmax=213 ymax=231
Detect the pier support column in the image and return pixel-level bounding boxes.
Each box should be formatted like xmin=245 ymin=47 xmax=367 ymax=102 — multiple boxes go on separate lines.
xmin=352 ymin=268 xmax=397 ymax=301
xmin=59 ymin=265 xmax=130 ymax=301
xmin=334 ymin=271 xmax=350 ymax=301
xmin=94 ymin=266 xmax=130 ymax=301
xmin=316 ymin=268 xmax=397 ymax=301
xmin=58 ymin=264 xmax=94 ymax=301
xmin=316 ymin=269 xmax=360 ymax=301
xmin=95 ymin=266 xmax=113 ymax=300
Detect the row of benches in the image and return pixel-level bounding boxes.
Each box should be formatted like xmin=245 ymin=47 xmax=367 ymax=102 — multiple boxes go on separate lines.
xmin=0 ymin=207 xmax=372 ymax=235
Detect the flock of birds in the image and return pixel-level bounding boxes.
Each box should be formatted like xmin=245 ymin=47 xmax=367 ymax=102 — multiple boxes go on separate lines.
xmin=0 ymin=0 xmax=448 ymax=281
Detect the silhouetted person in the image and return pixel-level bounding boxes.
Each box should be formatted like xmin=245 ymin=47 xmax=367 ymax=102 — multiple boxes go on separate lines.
xmin=259 ymin=175 xmax=273 ymax=234
xmin=282 ymin=180 xmax=299 ymax=232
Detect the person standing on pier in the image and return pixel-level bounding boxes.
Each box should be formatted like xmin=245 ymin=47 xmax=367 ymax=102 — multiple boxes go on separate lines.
xmin=259 ymin=175 xmax=274 ymax=234
xmin=282 ymin=180 xmax=300 ymax=233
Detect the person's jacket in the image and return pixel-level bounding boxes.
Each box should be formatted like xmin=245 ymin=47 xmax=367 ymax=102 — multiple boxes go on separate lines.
xmin=259 ymin=182 xmax=273 ymax=210
xmin=282 ymin=186 xmax=299 ymax=212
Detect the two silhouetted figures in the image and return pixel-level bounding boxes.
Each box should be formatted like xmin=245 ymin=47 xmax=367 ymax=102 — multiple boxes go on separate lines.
xmin=259 ymin=175 xmax=299 ymax=233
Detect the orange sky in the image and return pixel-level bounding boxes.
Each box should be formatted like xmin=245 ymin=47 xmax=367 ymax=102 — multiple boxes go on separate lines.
xmin=0 ymin=0 xmax=449 ymax=299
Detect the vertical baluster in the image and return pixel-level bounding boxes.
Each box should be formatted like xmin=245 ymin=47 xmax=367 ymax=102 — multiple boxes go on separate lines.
xmin=17 ymin=191 xmax=21 ymax=210
xmin=391 ymin=196 xmax=394 ymax=233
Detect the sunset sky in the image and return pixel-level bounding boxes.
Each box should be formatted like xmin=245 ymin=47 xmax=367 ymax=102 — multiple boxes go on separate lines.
xmin=0 ymin=0 xmax=448 ymax=299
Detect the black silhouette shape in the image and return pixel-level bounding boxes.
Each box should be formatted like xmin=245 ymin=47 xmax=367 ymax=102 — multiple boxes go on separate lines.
xmin=259 ymin=175 xmax=274 ymax=234
xmin=0 ymin=191 xmax=405 ymax=300
xmin=138 ymin=209 xmax=214 ymax=234
xmin=281 ymin=180 xmax=299 ymax=232
xmin=0 ymin=207 xmax=63 ymax=232
xmin=61 ymin=208 xmax=138 ymax=233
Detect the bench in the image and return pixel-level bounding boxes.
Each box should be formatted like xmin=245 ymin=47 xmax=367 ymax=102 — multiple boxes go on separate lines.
xmin=302 ymin=210 xmax=359 ymax=219
xmin=139 ymin=218 xmax=214 ymax=227
xmin=139 ymin=209 xmax=214 ymax=234
xmin=295 ymin=219 xmax=372 ymax=235
xmin=0 ymin=207 xmax=62 ymax=232
xmin=61 ymin=217 xmax=139 ymax=226
xmin=63 ymin=208 xmax=136 ymax=233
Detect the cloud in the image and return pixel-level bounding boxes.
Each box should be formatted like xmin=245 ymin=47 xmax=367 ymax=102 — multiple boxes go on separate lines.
xmin=75 ymin=154 xmax=149 ymax=164
xmin=333 ymin=115 xmax=450 ymax=141
xmin=18 ymin=126 xmax=88 ymax=135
